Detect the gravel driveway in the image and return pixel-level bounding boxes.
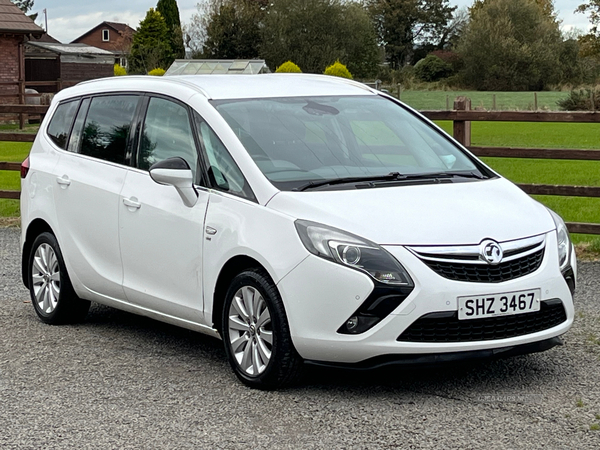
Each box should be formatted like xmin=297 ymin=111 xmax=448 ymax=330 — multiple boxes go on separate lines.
xmin=1 ymin=227 xmax=599 ymax=449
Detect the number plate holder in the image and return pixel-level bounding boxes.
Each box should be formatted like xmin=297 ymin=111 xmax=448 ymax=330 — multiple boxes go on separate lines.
xmin=458 ymin=289 xmax=541 ymax=320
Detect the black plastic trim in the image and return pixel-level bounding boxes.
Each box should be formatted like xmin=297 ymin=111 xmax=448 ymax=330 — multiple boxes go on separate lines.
xmin=305 ymin=336 xmax=564 ymax=371
xmin=397 ymin=299 xmax=567 ymax=343
xmin=561 ymin=266 xmax=576 ymax=296
xmin=337 ymin=284 xmax=414 ymax=335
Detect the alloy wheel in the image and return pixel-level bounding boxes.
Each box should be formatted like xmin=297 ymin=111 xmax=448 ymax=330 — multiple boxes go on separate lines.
xmin=227 ymin=286 xmax=273 ymax=376
xmin=31 ymin=243 xmax=61 ymax=314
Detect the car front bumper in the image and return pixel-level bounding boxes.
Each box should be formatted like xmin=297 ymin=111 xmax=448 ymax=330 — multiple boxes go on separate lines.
xmin=277 ymin=231 xmax=575 ymax=364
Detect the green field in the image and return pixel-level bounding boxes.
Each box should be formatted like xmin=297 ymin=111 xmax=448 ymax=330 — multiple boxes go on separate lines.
xmin=1 ymin=112 xmax=599 ymax=247
xmin=398 ymin=90 xmax=570 ymax=111
xmin=0 ymin=141 xmax=30 ymax=218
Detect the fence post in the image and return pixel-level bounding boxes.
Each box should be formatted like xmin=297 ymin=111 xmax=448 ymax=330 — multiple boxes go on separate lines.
xmin=453 ymin=96 xmax=471 ymax=147
xmin=18 ymin=41 xmax=25 ymax=129
xmin=397 ymin=83 xmax=401 ymax=99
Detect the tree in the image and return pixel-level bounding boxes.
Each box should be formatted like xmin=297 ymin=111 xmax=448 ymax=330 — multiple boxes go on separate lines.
xmin=130 ymin=8 xmax=171 ymax=74
xmin=187 ymin=0 xmax=263 ymax=59
xmin=157 ymin=0 xmax=186 ymax=62
xmin=471 ymin=0 xmax=556 ymax=18
xmin=261 ymin=0 xmax=379 ymax=77
xmin=457 ymin=0 xmax=563 ymax=90
xmin=577 ymin=1 xmax=600 ymax=58
xmin=367 ymin=0 xmax=456 ymax=69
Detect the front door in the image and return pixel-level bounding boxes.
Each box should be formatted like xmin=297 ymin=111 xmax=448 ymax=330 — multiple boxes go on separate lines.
xmin=118 ymin=96 xmax=209 ymax=322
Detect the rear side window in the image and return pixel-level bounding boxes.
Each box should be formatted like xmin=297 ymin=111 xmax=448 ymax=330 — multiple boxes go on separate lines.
xmin=80 ymin=95 xmax=139 ymax=165
xmin=46 ymin=100 xmax=79 ymax=149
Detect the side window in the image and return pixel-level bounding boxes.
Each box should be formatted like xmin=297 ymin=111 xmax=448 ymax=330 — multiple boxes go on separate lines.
xmin=194 ymin=112 xmax=254 ymax=201
xmin=80 ymin=95 xmax=139 ymax=165
xmin=66 ymin=98 xmax=90 ymax=153
xmin=46 ymin=100 xmax=79 ymax=149
xmin=138 ymin=97 xmax=199 ymax=180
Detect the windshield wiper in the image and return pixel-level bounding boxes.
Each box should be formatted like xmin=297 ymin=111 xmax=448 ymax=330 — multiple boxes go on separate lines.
xmin=293 ymin=172 xmax=403 ymax=192
xmin=293 ymin=171 xmax=485 ymax=191
xmin=393 ymin=171 xmax=486 ymax=181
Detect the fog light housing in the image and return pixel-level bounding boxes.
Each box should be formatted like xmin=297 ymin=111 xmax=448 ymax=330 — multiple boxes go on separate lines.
xmin=338 ymin=284 xmax=414 ymax=335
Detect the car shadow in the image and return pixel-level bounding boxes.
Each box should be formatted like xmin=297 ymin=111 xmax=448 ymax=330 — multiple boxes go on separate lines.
xmin=80 ymin=303 xmax=572 ymax=397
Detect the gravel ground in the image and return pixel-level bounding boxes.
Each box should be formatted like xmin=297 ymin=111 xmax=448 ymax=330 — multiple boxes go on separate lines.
xmin=1 ymin=227 xmax=599 ymax=449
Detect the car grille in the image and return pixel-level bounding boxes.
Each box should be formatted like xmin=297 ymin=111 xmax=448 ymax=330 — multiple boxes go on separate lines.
xmin=397 ymin=299 xmax=567 ymax=343
xmin=422 ymin=248 xmax=544 ymax=283
xmin=407 ymin=234 xmax=546 ymax=283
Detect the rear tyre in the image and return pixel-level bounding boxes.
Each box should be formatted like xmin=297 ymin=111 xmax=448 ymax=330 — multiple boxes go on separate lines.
xmin=28 ymin=232 xmax=90 ymax=324
xmin=222 ymin=269 xmax=303 ymax=389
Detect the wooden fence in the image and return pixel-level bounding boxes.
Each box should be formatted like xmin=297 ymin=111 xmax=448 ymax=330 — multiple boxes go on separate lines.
xmin=1 ymin=98 xmax=600 ymax=234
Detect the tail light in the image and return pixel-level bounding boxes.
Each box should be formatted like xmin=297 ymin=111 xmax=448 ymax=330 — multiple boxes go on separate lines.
xmin=21 ymin=156 xmax=30 ymax=179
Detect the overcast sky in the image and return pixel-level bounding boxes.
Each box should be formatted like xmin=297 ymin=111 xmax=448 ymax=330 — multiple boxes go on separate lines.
xmin=30 ymin=0 xmax=589 ymax=45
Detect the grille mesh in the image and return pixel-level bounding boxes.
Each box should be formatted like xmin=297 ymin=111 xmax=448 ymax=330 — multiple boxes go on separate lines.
xmin=422 ymin=249 xmax=544 ymax=283
xmin=397 ymin=300 xmax=567 ymax=343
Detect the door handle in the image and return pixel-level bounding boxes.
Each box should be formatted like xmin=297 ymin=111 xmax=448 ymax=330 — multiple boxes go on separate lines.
xmin=56 ymin=176 xmax=71 ymax=187
xmin=123 ymin=197 xmax=141 ymax=210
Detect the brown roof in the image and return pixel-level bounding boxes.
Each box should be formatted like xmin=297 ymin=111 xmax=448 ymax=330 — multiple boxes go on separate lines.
xmin=104 ymin=21 xmax=135 ymax=35
xmin=35 ymin=33 xmax=60 ymax=43
xmin=71 ymin=21 xmax=135 ymax=43
xmin=0 ymin=0 xmax=44 ymax=35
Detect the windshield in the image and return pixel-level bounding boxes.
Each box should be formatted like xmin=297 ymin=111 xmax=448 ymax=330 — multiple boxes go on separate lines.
xmin=212 ymin=95 xmax=487 ymax=191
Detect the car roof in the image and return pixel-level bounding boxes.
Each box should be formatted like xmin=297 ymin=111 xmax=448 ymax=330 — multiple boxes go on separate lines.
xmin=56 ymin=74 xmax=378 ymax=101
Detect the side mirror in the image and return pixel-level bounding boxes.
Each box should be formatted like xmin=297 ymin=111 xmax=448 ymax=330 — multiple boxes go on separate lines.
xmin=149 ymin=157 xmax=198 ymax=207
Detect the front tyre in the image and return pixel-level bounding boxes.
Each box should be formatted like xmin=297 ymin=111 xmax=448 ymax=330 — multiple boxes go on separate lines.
xmin=222 ymin=269 xmax=303 ymax=389
xmin=28 ymin=232 xmax=90 ymax=324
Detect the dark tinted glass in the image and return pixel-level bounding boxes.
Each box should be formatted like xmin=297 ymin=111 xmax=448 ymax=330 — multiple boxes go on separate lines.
xmin=47 ymin=100 xmax=79 ymax=149
xmin=138 ymin=97 xmax=198 ymax=179
xmin=80 ymin=95 xmax=139 ymax=165
xmin=67 ymin=98 xmax=90 ymax=153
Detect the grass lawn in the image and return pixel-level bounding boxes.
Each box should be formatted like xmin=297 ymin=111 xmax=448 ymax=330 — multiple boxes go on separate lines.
xmin=398 ymin=90 xmax=569 ymax=111
xmin=0 ymin=141 xmax=31 ymax=218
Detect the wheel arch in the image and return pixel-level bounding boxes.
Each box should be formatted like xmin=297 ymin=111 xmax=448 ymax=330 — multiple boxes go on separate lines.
xmin=22 ymin=218 xmax=54 ymax=289
xmin=211 ymin=255 xmax=276 ymax=333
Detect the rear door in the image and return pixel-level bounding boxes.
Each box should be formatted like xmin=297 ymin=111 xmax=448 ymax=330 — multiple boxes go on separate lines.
xmin=118 ymin=95 xmax=209 ymax=322
xmin=53 ymin=94 xmax=141 ymax=301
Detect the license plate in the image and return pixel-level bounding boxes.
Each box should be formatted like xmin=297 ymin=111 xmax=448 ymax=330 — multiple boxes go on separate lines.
xmin=458 ymin=289 xmax=541 ymax=320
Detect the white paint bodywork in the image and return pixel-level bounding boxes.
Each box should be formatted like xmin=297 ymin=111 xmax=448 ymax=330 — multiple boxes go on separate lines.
xmin=21 ymin=74 xmax=576 ymax=364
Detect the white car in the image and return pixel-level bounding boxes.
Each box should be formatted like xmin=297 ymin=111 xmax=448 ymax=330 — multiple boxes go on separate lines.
xmin=20 ymin=74 xmax=576 ymax=389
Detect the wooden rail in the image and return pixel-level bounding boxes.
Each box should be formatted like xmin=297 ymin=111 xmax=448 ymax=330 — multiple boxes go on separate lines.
xmin=0 ymin=162 xmax=21 ymax=200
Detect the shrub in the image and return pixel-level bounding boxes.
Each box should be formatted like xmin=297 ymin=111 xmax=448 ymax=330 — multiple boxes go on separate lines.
xmin=148 ymin=68 xmax=166 ymax=76
xmin=324 ymin=61 xmax=353 ymax=79
xmin=557 ymin=89 xmax=600 ymax=111
xmin=114 ymin=64 xmax=127 ymax=76
xmin=414 ymin=55 xmax=452 ymax=82
xmin=276 ymin=61 xmax=302 ymax=73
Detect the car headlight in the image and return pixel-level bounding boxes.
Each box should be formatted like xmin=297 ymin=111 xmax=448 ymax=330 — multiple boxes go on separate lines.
xmin=548 ymin=209 xmax=571 ymax=271
xmin=295 ymin=220 xmax=413 ymax=286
